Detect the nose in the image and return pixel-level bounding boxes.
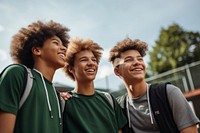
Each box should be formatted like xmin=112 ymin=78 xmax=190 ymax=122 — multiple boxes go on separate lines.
xmin=132 ymin=59 xmax=139 ymax=65
xmin=60 ymin=45 xmax=67 ymax=52
xmin=87 ymin=59 xmax=96 ymax=66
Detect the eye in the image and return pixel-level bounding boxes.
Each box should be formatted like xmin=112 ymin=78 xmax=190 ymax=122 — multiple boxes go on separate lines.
xmin=92 ymin=58 xmax=97 ymax=62
xmin=137 ymin=57 xmax=143 ymax=61
xmin=80 ymin=58 xmax=88 ymax=62
xmin=124 ymin=57 xmax=133 ymax=63
xmin=53 ymin=40 xmax=59 ymax=46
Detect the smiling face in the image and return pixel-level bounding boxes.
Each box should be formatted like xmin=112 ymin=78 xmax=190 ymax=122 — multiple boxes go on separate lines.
xmin=70 ymin=50 xmax=98 ymax=82
xmin=36 ymin=35 xmax=67 ymax=69
xmin=116 ymin=49 xmax=146 ymax=84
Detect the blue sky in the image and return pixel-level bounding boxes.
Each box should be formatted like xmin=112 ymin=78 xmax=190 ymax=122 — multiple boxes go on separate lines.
xmin=0 ymin=0 xmax=200 ymax=91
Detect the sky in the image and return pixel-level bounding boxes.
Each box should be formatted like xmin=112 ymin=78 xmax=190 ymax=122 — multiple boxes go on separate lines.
xmin=0 ymin=0 xmax=200 ymax=91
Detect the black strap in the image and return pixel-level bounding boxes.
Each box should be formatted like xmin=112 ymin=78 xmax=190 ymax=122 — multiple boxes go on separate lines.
xmin=149 ymin=83 xmax=179 ymax=133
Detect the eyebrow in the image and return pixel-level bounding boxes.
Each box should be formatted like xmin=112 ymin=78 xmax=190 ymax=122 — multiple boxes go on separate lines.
xmin=52 ymin=38 xmax=61 ymax=42
xmin=124 ymin=55 xmax=142 ymax=59
xmin=79 ymin=56 xmax=96 ymax=60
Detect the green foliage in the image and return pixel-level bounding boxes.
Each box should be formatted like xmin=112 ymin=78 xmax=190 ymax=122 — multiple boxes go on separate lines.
xmin=148 ymin=23 xmax=200 ymax=75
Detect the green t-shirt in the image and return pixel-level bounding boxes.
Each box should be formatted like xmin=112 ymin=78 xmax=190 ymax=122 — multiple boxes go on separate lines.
xmin=0 ymin=65 xmax=62 ymax=133
xmin=63 ymin=91 xmax=127 ymax=133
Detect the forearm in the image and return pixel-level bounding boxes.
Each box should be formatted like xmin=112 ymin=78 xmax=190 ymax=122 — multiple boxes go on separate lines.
xmin=118 ymin=129 xmax=122 ymax=133
xmin=0 ymin=111 xmax=16 ymax=133
xmin=180 ymin=124 xmax=198 ymax=133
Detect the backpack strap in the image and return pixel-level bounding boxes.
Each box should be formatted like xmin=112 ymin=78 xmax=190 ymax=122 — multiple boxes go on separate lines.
xmin=0 ymin=64 xmax=34 ymax=109
xmin=0 ymin=64 xmax=16 ymax=76
xmin=116 ymin=94 xmax=135 ymax=133
xmin=149 ymin=82 xmax=179 ymax=133
xmin=102 ymin=91 xmax=114 ymax=109
xmin=19 ymin=66 xmax=34 ymax=109
xmin=60 ymin=97 xmax=66 ymax=113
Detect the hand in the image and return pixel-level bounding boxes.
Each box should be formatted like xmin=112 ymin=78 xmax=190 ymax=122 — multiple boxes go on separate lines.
xmin=60 ymin=91 xmax=72 ymax=100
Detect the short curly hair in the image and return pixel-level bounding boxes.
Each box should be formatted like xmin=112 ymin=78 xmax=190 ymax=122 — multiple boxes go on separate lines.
xmin=109 ymin=38 xmax=148 ymax=66
xmin=63 ymin=38 xmax=103 ymax=81
xmin=10 ymin=20 xmax=70 ymax=68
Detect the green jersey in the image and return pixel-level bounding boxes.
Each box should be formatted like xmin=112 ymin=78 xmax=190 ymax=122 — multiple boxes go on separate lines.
xmin=63 ymin=91 xmax=127 ymax=133
xmin=0 ymin=65 xmax=62 ymax=133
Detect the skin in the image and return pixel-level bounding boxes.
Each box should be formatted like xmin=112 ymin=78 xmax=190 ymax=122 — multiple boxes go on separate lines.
xmin=0 ymin=35 xmax=67 ymax=133
xmin=0 ymin=112 xmax=16 ymax=133
xmin=114 ymin=50 xmax=147 ymax=98
xmin=180 ymin=125 xmax=199 ymax=133
xmin=68 ymin=50 xmax=122 ymax=132
xmin=33 ymin=36 xmax=67 ymax=81
xmin=68 ymin=50 xmax=98 ymax=95
xmin=114 ymin=49 xmax=198 ymax=133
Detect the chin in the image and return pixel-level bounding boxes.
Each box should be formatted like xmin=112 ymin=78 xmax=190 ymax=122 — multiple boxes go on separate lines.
xmin=58 ymin=61 xmax=66 ymax=67
xmin=131 ymin=75 xmax=144 ymax=80
xmin=87 ymin=76 xmax=96 ymax=81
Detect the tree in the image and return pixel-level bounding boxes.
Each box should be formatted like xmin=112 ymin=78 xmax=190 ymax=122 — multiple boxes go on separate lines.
xmin=148 ymin=23 xmax=200 ymax=75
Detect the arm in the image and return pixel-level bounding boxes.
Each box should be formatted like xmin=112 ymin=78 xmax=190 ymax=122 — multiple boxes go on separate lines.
xmin=118 ymin=129 xmax=123 ymax=133
xmin=0 ymin=111 xmax=16 ymax=133
xmin=180 ymin=124 xmax=198 ymax=133
xmin=0 ymin=65 xmax=26 ymax=133
xmin=60 ymin=91 xmax=72 ymax=100
xmin=167 ymin=85 xmax=199 ymax=131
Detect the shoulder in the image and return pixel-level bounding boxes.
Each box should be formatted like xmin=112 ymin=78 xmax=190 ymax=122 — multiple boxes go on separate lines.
xmin=95 ymin=90 xmax=110 ymax=97
xmin=1 ymin=64 xmax=27 ymax=77
xmin=116 ymin=93 xmax=127 ymax=108
xmin=95 ymin=90 xmax=102 ymax=94
xmin=149 ymin=83 xmax=182 ymax=96
xmin=116 ymin=94 xmax=127 ymax=102
xmin=166 ymin=84 xmax=182 ymax=95
xmin=95 ymin=90 xmax=113 ymax=100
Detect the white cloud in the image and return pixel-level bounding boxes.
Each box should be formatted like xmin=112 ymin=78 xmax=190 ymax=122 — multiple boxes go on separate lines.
xmin=0 ymin=49 xmax=8 ymax=61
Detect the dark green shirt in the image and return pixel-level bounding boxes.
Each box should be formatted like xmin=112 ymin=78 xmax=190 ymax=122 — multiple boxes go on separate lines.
xmin=63 ymin=91 xmax=127 ymax=133
xmin=0 ymin=65 xmax=62 ymax=133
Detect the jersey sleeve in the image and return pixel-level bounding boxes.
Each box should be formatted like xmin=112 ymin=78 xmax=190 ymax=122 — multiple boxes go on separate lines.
xmin=166 ymin=84 xmax=200 ymax=130
xmin=0 ymin=65 xmax=26 ymax=114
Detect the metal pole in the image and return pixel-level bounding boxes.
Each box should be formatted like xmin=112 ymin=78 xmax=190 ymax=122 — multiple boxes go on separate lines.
xmin=185 ymin=65 xmax=195 ymax=90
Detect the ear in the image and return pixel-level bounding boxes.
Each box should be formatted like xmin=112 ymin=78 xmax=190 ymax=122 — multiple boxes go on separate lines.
xmin=32 ymin=47 xmax=41 ymax=55
xmin=114 ymin=67 xmax=121 ymax=77
xmin=67 ymin=65 xmax=74 ymax=73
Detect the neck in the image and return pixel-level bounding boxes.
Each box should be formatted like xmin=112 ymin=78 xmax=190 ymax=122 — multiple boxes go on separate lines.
xmin=74 ymin=81 xmax=95 ymax=95
xmin=34 ymin=64 xmax=55 ymax=82
xmin=126 ymin=81 xmax=147 ymax=98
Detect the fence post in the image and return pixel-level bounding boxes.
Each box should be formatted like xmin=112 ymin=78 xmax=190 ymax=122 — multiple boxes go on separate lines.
xmin=185 ymin=65 xmax=195 ymax=90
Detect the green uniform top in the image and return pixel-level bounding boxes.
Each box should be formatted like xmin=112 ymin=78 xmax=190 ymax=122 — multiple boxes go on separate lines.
xmin=0 ymin=65 xmax=62 ymax=133
xmin=63 ymin=91 xmax=127 ymax=133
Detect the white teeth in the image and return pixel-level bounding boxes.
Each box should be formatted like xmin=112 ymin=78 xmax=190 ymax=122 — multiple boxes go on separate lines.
xmin=131 ymin=68 xmax=142 ymax=71
xmin=86 ymin=69 xmax=95 ymax=72
xmin=59 ymin=53 xmax=65 ymax=58
xmin=135 ymin=68 xmax=142 ymax=71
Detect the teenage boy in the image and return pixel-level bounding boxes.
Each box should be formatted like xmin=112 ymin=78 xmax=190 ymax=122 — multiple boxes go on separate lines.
xmin=109 ymin=38 xmax=199 ymax=133
xmin=0 ymin=20 xmax=70 ymax=133
xmin=62 ymin=38 xmax=127 ymax=133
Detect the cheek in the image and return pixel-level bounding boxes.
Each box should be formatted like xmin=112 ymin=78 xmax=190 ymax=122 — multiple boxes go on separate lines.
xmin=96 ymin=64 xmax=98 ymax=70
xmin=142 ymin=63 xmax=146 ymax=70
